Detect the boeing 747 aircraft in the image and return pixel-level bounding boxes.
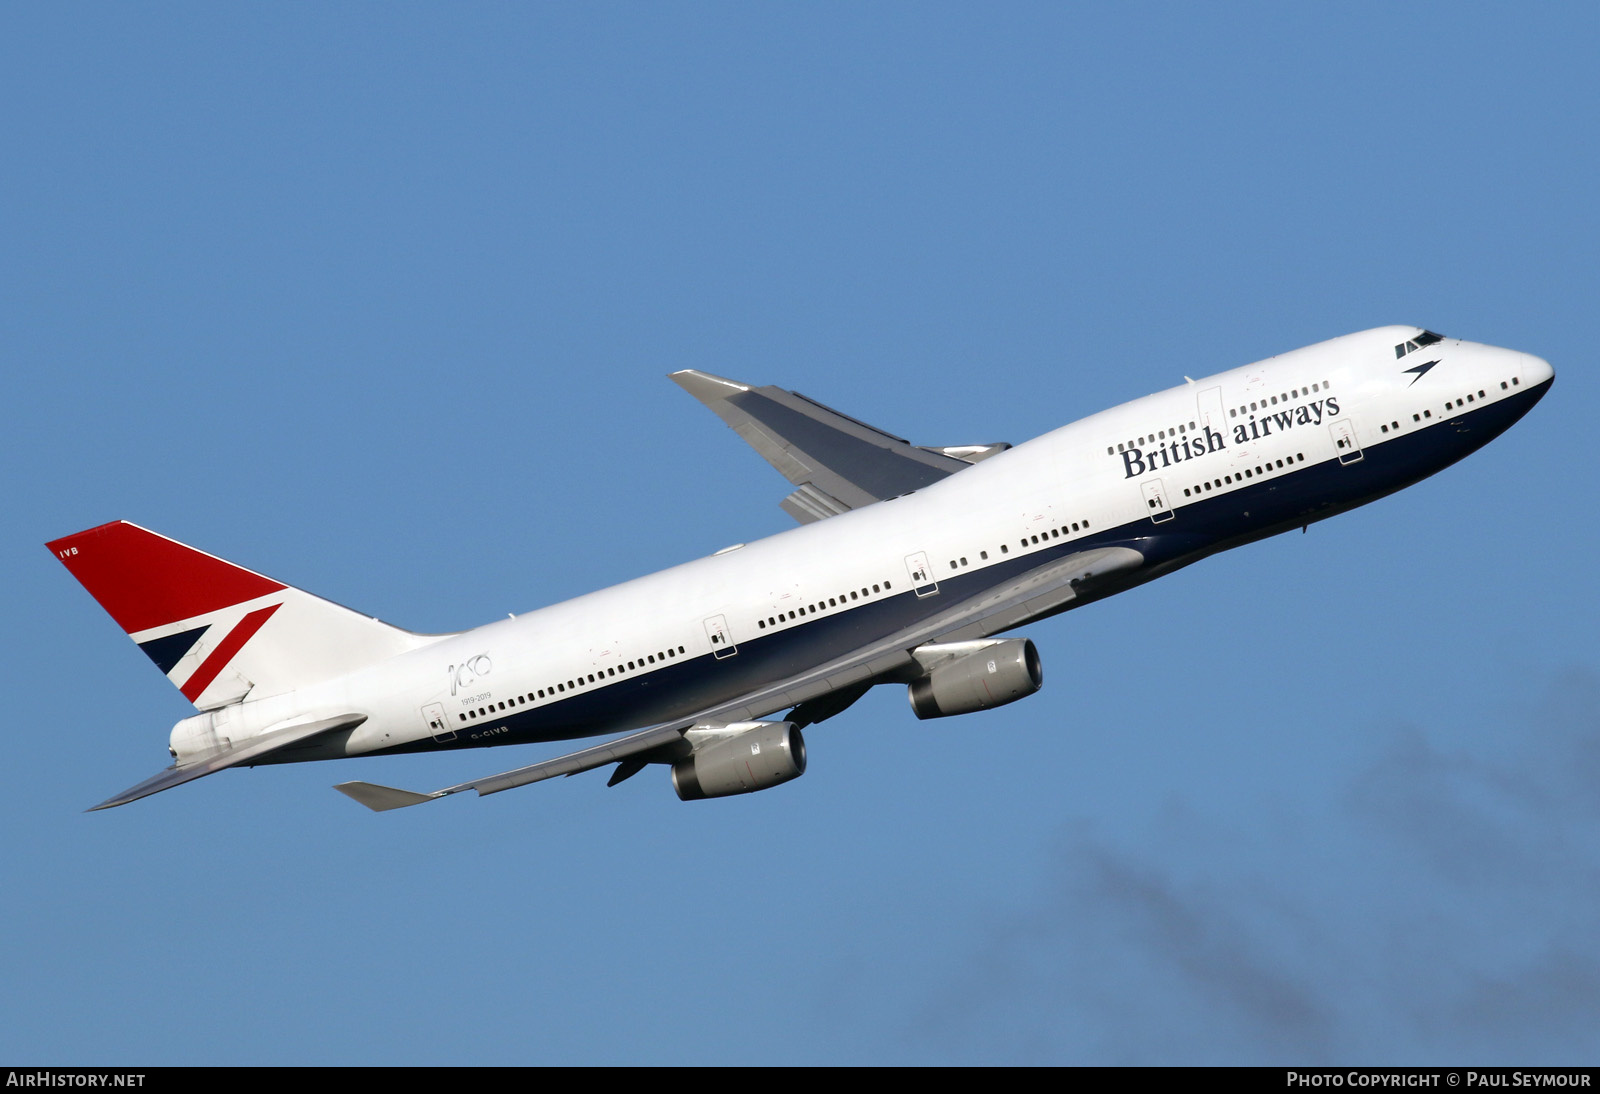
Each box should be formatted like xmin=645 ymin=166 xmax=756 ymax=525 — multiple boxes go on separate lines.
xmin=48 ymin=326 xmax=1552 ymax=811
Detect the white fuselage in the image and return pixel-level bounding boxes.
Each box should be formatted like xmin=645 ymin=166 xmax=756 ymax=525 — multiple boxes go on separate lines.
xmin=185 ymin=327 xmax=1551 ymax=766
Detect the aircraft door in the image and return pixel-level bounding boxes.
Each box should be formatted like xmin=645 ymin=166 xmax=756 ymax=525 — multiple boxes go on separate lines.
xmin=1197 ymin=386 xmax=1226 ymax=432
xmin=905 ymin=551 xmax=938 ymax=597
xmin=705 ymin=615 xmax=738 ymax=659
xmin=1141 ymin=478 xmax=1176 ymax=523
xmin=423 ymin=702 xmax=456 ymax=742
xmin=1330 ymin=419 xmax=1364 ymax=465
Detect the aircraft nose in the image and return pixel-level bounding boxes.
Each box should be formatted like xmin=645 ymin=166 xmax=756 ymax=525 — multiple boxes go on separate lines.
xmin=1520 ymin=352 xmax=1555 ymax=389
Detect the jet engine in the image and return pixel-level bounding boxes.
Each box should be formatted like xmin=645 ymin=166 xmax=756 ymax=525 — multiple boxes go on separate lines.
xmin=907 ymin=638 xmax=1043 ymax=719
xmin=671 ymin=721 xmax=807 ymax=800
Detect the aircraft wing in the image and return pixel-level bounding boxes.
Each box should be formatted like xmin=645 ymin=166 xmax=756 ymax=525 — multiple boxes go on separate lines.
xmin=670 ymin=369 xmax=1009 ymax=523
xmin=91 ymin=712 xmax=368 ymax=810
xmin=334 ymin=544 xmax=1143 ymax=811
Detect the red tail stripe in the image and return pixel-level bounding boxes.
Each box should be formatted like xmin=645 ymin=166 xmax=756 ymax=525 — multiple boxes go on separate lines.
xmin=179 ymin=604 xmax=282 ymax=702
xmin=47 ymin=521 xmax=285 ymax=634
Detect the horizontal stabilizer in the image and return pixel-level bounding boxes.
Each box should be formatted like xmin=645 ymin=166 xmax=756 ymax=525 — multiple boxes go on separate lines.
xmin=91 ymin=713 xmax=367 ymax=810
xmin=671 ymin=369 xmax=1004 ymax=522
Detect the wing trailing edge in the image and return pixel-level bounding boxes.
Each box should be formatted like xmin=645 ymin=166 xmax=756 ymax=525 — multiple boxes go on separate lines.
xmin=333 ymin=722 xmax=691 ymax=811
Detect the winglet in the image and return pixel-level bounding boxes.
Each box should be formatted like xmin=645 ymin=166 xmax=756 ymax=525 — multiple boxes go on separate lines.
xmin=333 ymin=781 xmax=444 ymax=812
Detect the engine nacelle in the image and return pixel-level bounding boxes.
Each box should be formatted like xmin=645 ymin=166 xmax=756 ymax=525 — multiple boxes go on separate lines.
xmin=672 ymin=721 xmax=807 ymax=800
xmin=907 ymin=638 xmax=1043 ymax=719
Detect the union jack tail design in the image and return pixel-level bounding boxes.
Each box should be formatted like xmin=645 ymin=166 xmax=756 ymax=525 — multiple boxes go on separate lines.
xmin=47 ymin=521 xmax=436 ymax=710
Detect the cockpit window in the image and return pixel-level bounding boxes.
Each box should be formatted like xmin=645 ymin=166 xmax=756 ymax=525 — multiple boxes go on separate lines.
xmin=1396 ymin=330 xmax=1447 ymax=358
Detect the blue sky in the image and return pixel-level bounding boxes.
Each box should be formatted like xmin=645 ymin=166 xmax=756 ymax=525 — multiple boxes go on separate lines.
xmin=3 ymin=3 xmax=1597 ymax=1064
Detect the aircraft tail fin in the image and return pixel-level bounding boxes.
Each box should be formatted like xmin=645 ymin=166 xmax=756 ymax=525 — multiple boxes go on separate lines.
xmin=48 ymin=521 xmax=439 ymax=709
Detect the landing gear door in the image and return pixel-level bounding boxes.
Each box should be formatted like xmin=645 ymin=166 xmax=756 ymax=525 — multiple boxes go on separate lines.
xmin=1331 ymin=419 xmax=1364 ymax=465
xmin=705 ymin=615 xmax=738 ymax=659
xmin=1141 ymin=478 xmax=1176 ymax=523
xmin=905 ymin=551 xmax=938 ymax=597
